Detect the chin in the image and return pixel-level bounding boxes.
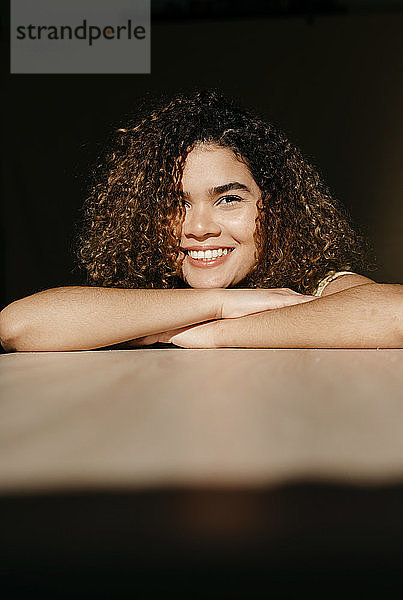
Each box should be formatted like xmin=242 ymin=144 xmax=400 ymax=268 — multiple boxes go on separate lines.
xmin=187 ymin=280 xmax=230 ymax=289
xmin=184 ymin=274 xmax=232 ymax=289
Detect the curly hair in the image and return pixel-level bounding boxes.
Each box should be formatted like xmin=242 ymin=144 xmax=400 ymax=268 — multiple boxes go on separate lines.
xmin=77 ymin=89 xmax=374 ymax=294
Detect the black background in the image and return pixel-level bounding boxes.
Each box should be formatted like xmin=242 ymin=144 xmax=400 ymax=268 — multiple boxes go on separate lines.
xmin=2 ymin=3 xmax=403 ymax=594
xmin=2 ymin=0 xmax=403 ymax=309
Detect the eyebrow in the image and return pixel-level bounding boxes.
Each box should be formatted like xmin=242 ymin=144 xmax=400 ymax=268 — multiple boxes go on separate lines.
xmin=182 ymin=181 xmax=251 ymax=198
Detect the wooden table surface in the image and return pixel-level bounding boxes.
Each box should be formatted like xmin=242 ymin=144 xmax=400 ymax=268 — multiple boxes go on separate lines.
xmin=1 ymin=348 xmax=403 ymax=494
xmin=2 ymin=348 xmax=403 ymax=595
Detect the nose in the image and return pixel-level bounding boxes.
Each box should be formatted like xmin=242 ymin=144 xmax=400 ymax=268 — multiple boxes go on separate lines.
xmin=182 ymin=203 xmax=221 ymax=240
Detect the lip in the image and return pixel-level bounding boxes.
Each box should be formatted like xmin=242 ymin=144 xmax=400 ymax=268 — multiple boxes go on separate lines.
xmin=180 ymin=246 xmax=235 ymax=251
xmin=184 ymin=249 xmax=234 ymax=269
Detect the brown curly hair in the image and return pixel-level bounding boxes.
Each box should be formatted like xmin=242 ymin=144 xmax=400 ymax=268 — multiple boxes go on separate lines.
xmin=78 ymin=89 xmax=374 ymax=294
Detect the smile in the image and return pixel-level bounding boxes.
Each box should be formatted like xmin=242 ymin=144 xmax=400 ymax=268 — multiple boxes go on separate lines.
xmin=183 ymin=247 xmax=235 ymax=268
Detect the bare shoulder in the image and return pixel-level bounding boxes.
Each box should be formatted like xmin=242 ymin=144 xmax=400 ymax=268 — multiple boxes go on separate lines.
xmin=320 ymin=273 xmax=376 ymax=297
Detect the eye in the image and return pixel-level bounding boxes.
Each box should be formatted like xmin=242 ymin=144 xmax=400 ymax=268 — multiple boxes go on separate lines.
xmin=216 ymin=195 xmax=243 ymax=207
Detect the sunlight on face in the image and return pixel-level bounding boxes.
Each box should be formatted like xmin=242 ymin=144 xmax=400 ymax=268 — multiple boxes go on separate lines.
xmin=179 ymin=144 xmax=261 ymax=288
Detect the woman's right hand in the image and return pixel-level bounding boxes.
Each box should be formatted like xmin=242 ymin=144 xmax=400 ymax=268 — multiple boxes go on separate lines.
xmin=218 ymin=288 xmax=317 ymax=319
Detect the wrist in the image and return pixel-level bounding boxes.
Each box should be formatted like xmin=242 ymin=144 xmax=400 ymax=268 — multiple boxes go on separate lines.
xmin=203 ymin=288 xmax=224 ymax=321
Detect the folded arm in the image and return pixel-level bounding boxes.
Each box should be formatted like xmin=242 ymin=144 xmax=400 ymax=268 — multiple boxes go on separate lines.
xmin=0 ymin=287 xmax=221 ymax=352
xmin=168 ymin=282 xmax=403 ymax=349
xmin=0 ymin=284 xmax=317 ymax=352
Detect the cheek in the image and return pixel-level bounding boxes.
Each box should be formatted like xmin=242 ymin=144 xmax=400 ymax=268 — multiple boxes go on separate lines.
xmin=178 ymin=212 xmax=190 ymax=242
xmin=230 ymin=214 xmax=257 ymax=245
xmin=172 ymin=207 xmax=186 ymax=238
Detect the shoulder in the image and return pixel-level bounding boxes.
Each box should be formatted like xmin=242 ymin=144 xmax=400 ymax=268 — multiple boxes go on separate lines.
xmin=314 ymin=271 xmax=376 ymax=297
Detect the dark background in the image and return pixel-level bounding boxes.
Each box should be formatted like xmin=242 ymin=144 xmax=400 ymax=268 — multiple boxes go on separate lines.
xmin=1 ymin=3 xmax=403 ymax=594
xmin=1 ymin=0 xmax=403 ymax=310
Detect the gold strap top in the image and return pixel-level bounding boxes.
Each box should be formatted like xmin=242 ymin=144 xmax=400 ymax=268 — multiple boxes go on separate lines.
xmin=313 ymin=271 xmax=356 ymax=297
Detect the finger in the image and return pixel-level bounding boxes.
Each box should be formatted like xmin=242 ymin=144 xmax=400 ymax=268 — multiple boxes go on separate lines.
xmin=169 ymin=322 xmax=219 ymax=348
xmin=285 ymin=295 xmax=317 ymax=304
xmin=270 ymin=295 xmax=317 ymax=309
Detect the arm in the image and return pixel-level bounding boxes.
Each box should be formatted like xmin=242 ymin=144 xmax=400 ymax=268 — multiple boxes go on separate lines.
xmin=0 ymin=285 xmax=318 ymax=353
xmin=0 ymin=286 xmax=221 ymax=352
xmin=169 ymin=282 xmax=403 ymax=349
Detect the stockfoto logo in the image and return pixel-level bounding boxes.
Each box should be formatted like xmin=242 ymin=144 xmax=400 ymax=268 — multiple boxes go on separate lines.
xmin=11 ymin=0 xmax=150 ymax=74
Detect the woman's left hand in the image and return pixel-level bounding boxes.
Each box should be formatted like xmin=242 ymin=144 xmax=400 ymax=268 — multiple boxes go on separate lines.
xmin=124 ymin=321 xmax=220 ymax=349
xmin=167 ymin=320 xmax=220 ymax=348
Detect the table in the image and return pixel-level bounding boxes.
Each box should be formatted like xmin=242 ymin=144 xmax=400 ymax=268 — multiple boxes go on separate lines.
xmin=1 ymin=348 xmax=403 ymax=595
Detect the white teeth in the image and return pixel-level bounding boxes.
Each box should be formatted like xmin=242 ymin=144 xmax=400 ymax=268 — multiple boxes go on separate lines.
xmin=187 ymin=248 xmax=233 ymax=260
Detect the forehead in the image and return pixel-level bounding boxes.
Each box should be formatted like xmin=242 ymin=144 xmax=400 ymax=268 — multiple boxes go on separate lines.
xmin=181 ymin=144 xmax=258 ymax=191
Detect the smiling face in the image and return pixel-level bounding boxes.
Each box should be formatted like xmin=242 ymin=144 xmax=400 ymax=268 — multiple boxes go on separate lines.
xmin=178 ymin=143 xmax=261 ymax=288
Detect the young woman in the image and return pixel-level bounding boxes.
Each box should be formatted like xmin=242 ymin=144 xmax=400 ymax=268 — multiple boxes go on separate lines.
xmin=1 ymin=90 xmax=402 ymax=351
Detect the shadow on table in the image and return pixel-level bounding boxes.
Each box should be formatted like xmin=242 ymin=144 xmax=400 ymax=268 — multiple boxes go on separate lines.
xmin=2 ymin=481 xmax=403 ymax=597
